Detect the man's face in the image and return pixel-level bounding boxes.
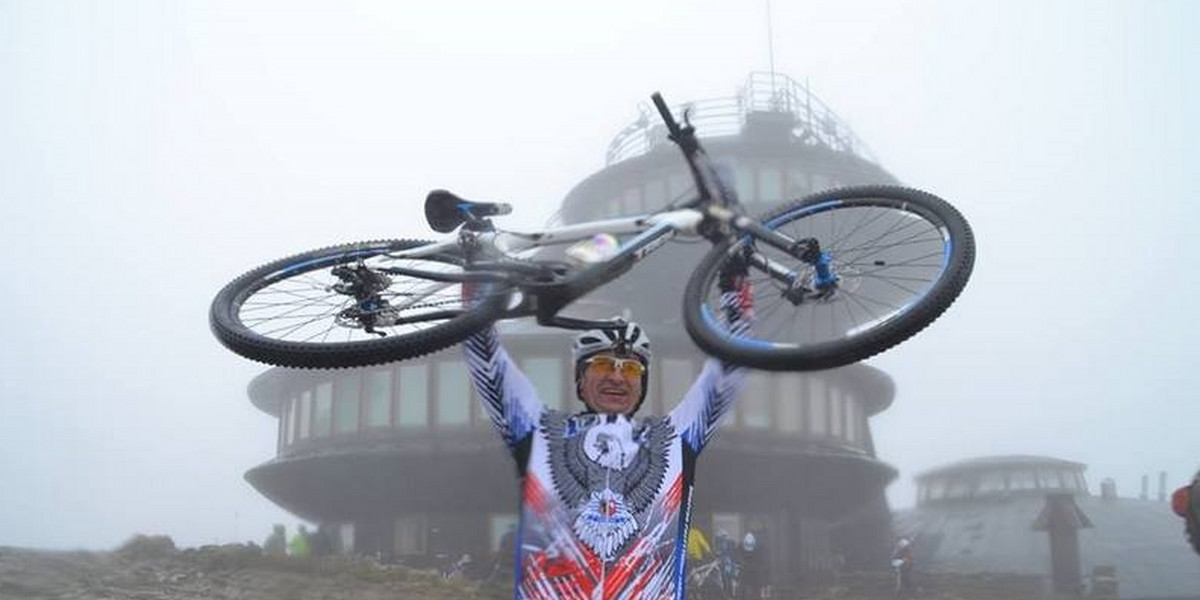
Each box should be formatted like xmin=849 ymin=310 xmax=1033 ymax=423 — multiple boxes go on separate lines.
xmin=579 ymin=352 xmax=645 ymax=415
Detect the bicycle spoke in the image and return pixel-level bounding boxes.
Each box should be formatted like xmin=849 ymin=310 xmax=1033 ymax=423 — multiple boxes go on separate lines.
xmin=700 ymin=198 xmax=956 ymax=352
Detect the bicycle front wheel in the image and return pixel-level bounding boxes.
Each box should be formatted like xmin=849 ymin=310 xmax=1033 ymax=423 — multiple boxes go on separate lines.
xmin=683 ymin=185 xmax=974 ymax=371
xmin=210 ymin=239 xmax=510 ymax=369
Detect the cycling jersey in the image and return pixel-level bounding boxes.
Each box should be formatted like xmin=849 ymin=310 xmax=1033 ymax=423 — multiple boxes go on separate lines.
xmin=463 ymin=292 xmax=750 ymax=600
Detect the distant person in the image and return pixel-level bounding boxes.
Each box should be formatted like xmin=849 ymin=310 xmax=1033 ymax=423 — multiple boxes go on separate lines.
xmin=688 ymin=526 xmax=714 ymax=563
xmin=891 ymin=537 xmax=915 ymax=597
xmin=310 ymin=523 xmax=334 ymax=557
xmin=263 ymin=524 xmax=286 ymax=557
xmin=1172 ymin=470 xmax=1200 ymax=556
xmin=289 ymin=524 xmax=311 ymax=558
xmin=715 ymin=531 xmax=739 ymax=597
xmin=739 ymin=532 xmax=764 ymax=600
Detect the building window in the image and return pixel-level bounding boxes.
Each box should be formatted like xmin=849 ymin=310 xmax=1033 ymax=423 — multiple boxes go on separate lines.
xmin=1010 ymin=471 xmax=1037 ymax=490
xmin=398 ymin=364 xmax=429 ymax=428
xmin=298 ymin=390 xmax=313 ymax=440
xmin=606 ymin=197 xmax=621 ymax=218
xmin=741 ymin=372 xmax=772 ymax=429
xmin=395 ymin=514 xmax=427 ymax=555
xmin=667 ymin=172 xmax=691 ymax=202
xmin=927 ymin=480 xmax=948 ymax=501
xmin=978 ymin=472 xmax=1006 ymax=495
xmin=733 ymin=165 xmax=754 ymax=203
xmin=829 ymin=386 xmax=843 ymax=439
xmin=365 ymin=369 xmax=393 ymax=428
xmin=777 ymin=374 xmax=804 ymax=434
xmin=808 ymin=378 xmax=827 ymax=437
xmin=622 ymin=187 xmax=641 ymax=215
xmin=313 ymin=382 xmax=333 ymax=438
xmin=643 ymin=179 xmax=667 ymax=212
xmin=845 ymin=397 xmax=859 ymax=445
xmin=437 ymin=361 xmax=471 ymax=426
xmin=285 ymin=396 xmax=298 ymax=445
xmin=946 ymin=478 xmax=973 ymax=499
xmin=334 ymin=374 xmax=361 ymax=435
xmin=758 ymin=167 xmax=783 ymax=202
xmin=787 ymin=169 xmax=810 ymax=197
xmin=1038 ymin=470 xmax=1067 ymax=490
xmin=522 ymin=357 xmax=563 ymax=410
xmin=659 ymin=358 xmax=696 ymax=414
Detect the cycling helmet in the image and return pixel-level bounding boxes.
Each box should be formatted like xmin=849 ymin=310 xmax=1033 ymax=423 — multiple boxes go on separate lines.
xmin=572 ymin=322 xmax=651 ymax=365
xmin=572 ymin=322 xmax=651 ymax=412
xmin=742 ymin=532 xmax=756 ymax=552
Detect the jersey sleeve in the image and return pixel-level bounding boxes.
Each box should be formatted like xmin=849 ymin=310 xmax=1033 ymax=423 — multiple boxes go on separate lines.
xmin=668 ymin=286 xmax=753 ymax=452
xmin=462 ymin=326 xmax=544 ymax=451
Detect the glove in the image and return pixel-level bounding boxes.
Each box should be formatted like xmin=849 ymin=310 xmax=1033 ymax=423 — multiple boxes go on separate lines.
xmin=717 ymin=247 xmax=754 ymax=318
xmin=717 ymin=248 xmax=750 ymax=293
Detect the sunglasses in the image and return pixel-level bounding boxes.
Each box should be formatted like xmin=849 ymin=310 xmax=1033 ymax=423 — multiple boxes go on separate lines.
xmin=585 ymin=355 xmax=646 ymax=379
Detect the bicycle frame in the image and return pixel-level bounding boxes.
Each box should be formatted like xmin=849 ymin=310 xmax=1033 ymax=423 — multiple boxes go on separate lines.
xmin=389 ymin=207 xmax=708 ymax=329
xmin=383 ymin=93 xmax=833 ymax=332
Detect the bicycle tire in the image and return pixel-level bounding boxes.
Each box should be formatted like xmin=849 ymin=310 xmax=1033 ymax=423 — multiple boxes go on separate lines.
xmin=683 ymin=185 xmax=974 ymax=371
xmin=210 ymin=239 xmax=509 ymax=369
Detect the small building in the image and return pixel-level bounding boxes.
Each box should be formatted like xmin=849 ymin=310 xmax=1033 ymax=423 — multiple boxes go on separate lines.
xmin=895 ymin=455 xmax=1200 ymax=599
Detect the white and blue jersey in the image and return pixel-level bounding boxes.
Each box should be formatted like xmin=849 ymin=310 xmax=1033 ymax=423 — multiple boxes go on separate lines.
xmin=463 ymin=291 xmax=751 ymax=600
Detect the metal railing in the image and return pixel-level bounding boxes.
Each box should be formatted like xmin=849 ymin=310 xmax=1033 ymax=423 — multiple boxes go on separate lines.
xmin=605 ymin=72 xmax=877 ymax=166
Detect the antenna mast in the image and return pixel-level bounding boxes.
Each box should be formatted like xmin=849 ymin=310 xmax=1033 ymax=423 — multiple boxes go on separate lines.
xmin=766 ymin=0 xmax=777 ymax=98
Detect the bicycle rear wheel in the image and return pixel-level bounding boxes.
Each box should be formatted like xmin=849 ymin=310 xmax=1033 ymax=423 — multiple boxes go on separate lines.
xmin=683 ymin=185 xmax=974 ymax=371
xmin=210 ymin=239 xmax=510 ymax=369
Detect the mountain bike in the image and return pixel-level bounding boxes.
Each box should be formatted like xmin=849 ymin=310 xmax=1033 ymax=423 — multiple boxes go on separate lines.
xmin=687 ymin=557 xmax=735 ymax=600
xmin=210 ymin=92 xmax=974 ymax=370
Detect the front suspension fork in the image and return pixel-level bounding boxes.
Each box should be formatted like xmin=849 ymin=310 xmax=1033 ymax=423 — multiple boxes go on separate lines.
xmin=745 ymin=237 xmax=840 ymax=304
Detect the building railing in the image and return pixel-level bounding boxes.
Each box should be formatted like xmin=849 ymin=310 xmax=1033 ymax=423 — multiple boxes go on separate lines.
xmin=605 ymin=72 xmax=878 ymax=166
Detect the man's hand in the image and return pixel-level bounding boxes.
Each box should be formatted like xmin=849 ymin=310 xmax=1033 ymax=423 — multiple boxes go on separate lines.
xmin=718 ymin=246 xmax=753 ymax=316
xmin=717 ymin=246 xmax=750 ymax=292
xmin=461 ymin=280 xmax=477 ymax=307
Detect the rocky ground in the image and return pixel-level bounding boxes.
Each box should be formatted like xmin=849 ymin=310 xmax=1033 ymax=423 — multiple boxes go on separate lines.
xmin=0 ymin=536 xmax=1050 ymax=600
xmin=0 ymin=538 xmax=506 ymax=600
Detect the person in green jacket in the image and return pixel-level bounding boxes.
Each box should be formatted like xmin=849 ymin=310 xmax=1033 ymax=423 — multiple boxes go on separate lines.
xmin=288 ymin=524 xmax=311 ymax=557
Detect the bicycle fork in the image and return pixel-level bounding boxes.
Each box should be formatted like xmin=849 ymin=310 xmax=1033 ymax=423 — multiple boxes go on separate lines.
xmin=709 ymin=206 xmax=841 ymax=304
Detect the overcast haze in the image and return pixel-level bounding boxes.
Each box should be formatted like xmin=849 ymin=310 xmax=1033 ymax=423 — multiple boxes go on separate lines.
xmin=1 ymin=0 xmax=1197 ymax=550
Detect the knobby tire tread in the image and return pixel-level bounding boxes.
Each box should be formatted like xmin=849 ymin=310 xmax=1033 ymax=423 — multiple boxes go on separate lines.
xmin=210 ymin=239 xmax=506 ymax=369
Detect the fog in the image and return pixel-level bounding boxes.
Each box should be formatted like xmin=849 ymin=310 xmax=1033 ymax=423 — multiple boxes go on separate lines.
xmin=1 ymin=0 xmax=1196 ymax=550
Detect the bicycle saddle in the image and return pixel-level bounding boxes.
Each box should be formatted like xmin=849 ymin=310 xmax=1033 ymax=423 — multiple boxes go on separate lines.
xmin=425 ymin=189 xmax=512 ymax=233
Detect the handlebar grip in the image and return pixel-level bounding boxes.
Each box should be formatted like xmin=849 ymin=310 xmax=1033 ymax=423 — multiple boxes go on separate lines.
xmin=651 ymin=92 xmax=682 ymax=138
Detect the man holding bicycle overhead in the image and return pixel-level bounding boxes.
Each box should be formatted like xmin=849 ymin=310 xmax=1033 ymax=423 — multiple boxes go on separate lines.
xmin=462 ymin=261 xmax=754 ymax=600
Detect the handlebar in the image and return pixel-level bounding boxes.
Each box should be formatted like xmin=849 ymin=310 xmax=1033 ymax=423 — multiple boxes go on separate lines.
xmin=650 ymin=92 xmax=735 ymax=212
xmin=651 ymin=93 xmax=683 ymax=139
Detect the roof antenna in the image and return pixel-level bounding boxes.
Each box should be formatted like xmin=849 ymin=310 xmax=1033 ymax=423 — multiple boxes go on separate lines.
xmin=766 ymin=0 xmax=777 ymax=99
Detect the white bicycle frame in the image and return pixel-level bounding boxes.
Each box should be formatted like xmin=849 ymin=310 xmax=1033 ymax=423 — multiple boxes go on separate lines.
xmin=393 ymin=207 xmax=708 ymax=260
xmin=381 ymin=206 xmax=717 ymax=328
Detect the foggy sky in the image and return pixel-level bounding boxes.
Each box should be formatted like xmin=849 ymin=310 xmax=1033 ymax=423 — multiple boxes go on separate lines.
xmin=1 ymin=0 xmax=1196 ymax=550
